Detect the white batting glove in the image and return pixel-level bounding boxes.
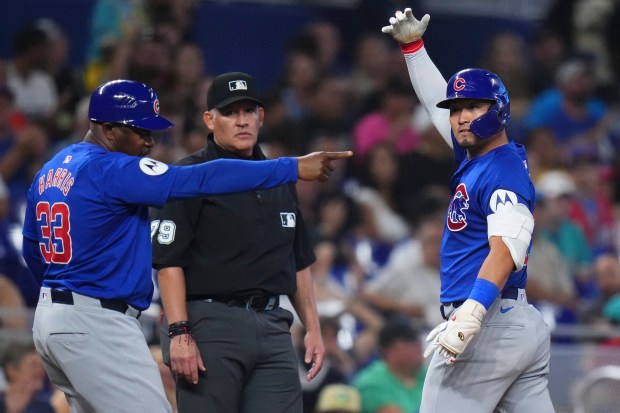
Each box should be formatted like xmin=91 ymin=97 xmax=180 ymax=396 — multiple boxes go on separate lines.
xmin=424 ymin=299 xmax=486 ymax=365
xmin=381 ymin=8 xmax=430 ymax=44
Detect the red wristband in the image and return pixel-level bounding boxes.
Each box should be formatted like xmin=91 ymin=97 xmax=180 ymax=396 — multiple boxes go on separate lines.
xmin=400 ymin=39 xmax=424 ymax=54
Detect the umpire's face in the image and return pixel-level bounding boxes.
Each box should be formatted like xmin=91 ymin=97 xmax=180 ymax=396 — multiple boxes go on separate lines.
xmin=203 ymin=100 xmax=264 ymax=157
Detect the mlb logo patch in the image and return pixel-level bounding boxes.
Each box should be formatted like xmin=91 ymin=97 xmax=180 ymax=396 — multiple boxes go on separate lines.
xmin=40 ymin=291 xmax=48 ymax=301
xmin=280 ymin=212 xmax=296 ymax=228
xmin=229 ymin=80 xmax=248 ymax=91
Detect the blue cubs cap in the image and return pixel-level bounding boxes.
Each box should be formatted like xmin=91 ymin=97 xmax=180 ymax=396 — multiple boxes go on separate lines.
xmin=207 ymin=72 xmax=263 ymax=110
xmin=88 ymin=79 xmax=173 ymax=130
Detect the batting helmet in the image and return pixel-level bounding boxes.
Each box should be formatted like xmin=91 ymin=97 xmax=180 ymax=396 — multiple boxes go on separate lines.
xmin=88 ymin=80 xmax=173 ymax=130
xmin=436 ymin=68 xmax=510 ymax=139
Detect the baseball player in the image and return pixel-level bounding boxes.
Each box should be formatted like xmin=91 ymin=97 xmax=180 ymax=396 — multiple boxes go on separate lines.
xmin=382 ymin=9 xmax=555 ymax=413
xmin=21 ymin=79 xmax=351 ymax=413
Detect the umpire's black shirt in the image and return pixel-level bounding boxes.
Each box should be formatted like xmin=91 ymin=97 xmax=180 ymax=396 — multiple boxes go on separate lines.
xmin=151 ymin=135 xmax=316 ymax=296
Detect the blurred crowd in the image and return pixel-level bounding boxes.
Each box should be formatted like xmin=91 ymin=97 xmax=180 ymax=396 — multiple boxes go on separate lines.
xmin=2 ymin=0 xmax=620 ymax=412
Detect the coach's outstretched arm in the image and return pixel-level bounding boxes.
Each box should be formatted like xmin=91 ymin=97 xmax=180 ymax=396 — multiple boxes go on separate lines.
xmin=168 ymin=151 xmax=352 ymax=199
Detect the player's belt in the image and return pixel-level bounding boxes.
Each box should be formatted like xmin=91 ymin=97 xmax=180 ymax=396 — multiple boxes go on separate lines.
xmin=187 ymin=294 xmax=279 ymax=311
xmin=440 ymin=287 xmax=520 ymax=320
xmin=50 ymin=289 xmax=141 ymax=319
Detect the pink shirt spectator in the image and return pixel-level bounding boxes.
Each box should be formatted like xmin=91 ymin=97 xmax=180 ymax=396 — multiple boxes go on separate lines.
xmin=354 ymin=112 xmax=420 ymax=160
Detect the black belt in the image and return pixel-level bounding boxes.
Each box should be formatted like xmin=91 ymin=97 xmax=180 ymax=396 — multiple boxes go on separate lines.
xmin=187 ymin=294 xmax=279 ymax=311
xmin=50 ymin=289 xmax=141 ymax=319
xmin=440 ymin=287 xmax=520 ymax=320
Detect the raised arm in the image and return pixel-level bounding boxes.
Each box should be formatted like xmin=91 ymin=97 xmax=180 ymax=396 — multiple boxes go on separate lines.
xmin=382 ymin=9 xmax=453 ymax=148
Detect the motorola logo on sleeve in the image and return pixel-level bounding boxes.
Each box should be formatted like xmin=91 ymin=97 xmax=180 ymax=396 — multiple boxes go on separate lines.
xmin=139 ymin=158 xmax=169 ymax=176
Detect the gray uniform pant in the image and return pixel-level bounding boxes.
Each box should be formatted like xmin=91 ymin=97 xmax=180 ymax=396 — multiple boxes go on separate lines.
xmin=421 ymin=290 xmax=556 ymax=413
xmin=161 ymin=300 xmax=301 ymax=413
xmin=33 ymin=287 xmax=172 ymax=413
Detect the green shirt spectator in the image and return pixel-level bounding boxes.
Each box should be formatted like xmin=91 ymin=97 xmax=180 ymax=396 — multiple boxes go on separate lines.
xmin=353 ymin=360 xmax=426 ymax=413
xmin=353 ymin=319 xmax=426 ymax=413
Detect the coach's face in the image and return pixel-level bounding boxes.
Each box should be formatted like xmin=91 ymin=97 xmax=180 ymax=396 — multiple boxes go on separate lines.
xmin=100 ymin=122 xmax=154 ymax=157
xmin=203 ymin=100 xmax=264 ymax=157
xmin=448 ymin=99 xmax=492 ymax=148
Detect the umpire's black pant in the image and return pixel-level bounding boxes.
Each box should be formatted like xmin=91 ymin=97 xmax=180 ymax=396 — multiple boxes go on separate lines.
xmin=161 ymin=300 xmax=301 ymax=413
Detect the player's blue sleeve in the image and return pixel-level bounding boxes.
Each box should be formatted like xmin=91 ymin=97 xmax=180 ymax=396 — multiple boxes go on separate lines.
xmin=168 ymin=157 xmax=298 ymax=199
xmin=21 ymin=236 xmax=46 ymax=284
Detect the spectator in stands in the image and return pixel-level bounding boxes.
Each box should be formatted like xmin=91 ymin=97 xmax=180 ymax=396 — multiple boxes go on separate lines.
xmin=527 ymin=207 xmax=579 ymax=327
xmin=535 ymin=170 xmax=595 ymax=299
xmin=315 ymin=384 xmax=361 ymax=413
xmin=353 ymin=319 xmax=426 ymax=413
xmin=310 ymin=240 xmax=383 ymax=368
xmin=35 ymin=19 xmax=85 ymax=140
xmin=347 ymin=142 xmax=410 ymax=245
xmin=524 ymin=57 xmax=607 ymax=146
xmin=396 ymin=109 xmax=454 ymax=207
xmin=529 ymin=28 xmax=567 ymax=95
xmin=295 ymin=316 xmax=359 ymax=413
xmin=0 ymin=83 xmax=49 ymax=221
xmin=582 ymin=253 xmax=620 ymax=326
xmin=479 ymin=31 xmax=533 ymax=142
xmin=352 ymin=77 xmax=420 ymax=163
xmin=349 ymin=33 xmax=400 ymax=117
xmin=362 ymin=194 xmax=446 ymax=328
xmin=0 ymin=339 xmax=54 ymax=413
xmin=274 ymin=36 xmax=321 ymax=122
xmin=304 ymin=20 xmax=348 ymax=75
xmin=84 ymin=0 xmax=147 ymax=91
xmin=0 ymin=86 xmax=47 ymax=306
xmin=299 ymin=74 xmax=353 ymax=154
xmin=5 ymin=22 xmax=58 ymax=125
xmin=567 ymin=145 xmax=616 ymax=256
xmin=0 ymin=275 xmax=28 ymax=331
xmin=523 ymin=127 xmax=566 ymax=183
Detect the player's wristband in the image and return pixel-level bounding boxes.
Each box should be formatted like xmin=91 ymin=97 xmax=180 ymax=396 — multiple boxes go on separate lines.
xmin=168 ymin=320 xmax=192 ymax=338
xmin=400 ymin=39 xmax=424 ymax=54
xmin=468 ymin=278 xmax=499 ymax=310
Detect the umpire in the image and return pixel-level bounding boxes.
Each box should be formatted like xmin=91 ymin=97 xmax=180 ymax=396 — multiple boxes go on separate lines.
xmin=152 ymin=72 xmax=325 ymax=413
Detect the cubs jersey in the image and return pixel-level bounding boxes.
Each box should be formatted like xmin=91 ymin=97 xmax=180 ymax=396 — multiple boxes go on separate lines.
xmin=440 ymin=140 xmax=535 ymax=304
xmin=22 ymin=142 xmax=297 ymax=309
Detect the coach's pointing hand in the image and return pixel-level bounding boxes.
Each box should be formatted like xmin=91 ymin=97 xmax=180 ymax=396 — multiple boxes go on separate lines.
xmin=381 ymin=8 xmax=430 ymax=44
xmin=297 ymin=151 xmax=353 ymax=182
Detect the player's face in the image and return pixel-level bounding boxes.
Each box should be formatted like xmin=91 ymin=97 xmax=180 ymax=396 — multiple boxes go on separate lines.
xmin=105 ymin=123 xmax=154 ymax=157
xmin=448 ymin=99 xmax=493 ymax=148
xmin=204 ymin=100 xmax=264 ymax=157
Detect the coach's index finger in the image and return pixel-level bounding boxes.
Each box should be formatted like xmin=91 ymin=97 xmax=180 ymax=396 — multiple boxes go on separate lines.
xmin=324 ymin=151 xmax=353 ymax=159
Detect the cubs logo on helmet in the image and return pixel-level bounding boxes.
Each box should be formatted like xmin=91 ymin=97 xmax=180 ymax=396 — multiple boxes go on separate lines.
xmin=447 ymin=183 xmax=469 ymax=231
xmin=453 ymin=77 xmax=466 ymax=91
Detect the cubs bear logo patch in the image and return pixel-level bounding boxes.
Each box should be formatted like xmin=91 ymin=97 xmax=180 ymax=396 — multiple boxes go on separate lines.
xmin=447 ymin=183 xmax=469 ymax=231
